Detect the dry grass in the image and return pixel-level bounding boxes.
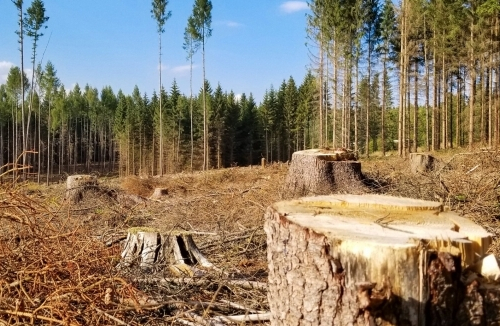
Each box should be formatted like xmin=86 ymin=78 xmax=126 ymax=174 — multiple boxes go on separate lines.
xmin=1 ymin=152 xmax=499 ymax=325
xmin=363 ymin=149 xmax=500 ymax=254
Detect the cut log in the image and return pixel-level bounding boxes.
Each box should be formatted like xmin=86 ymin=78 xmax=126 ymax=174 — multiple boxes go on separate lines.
xmin=410 ymin=153 xmax=435 ymax=174
xmin=264 ymin=194 xmax=494 ymax=325
xmin=283 ymin=149 xmax=365 ymax=198
xmin=65 ymin=174 xmax=98 ymax=204
xmin=119 ymin=227 xmax=213 ymax=273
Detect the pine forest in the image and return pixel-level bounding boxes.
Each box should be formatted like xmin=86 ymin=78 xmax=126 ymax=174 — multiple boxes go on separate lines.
xmin=1 ymin=0 xmax=499 ymax=182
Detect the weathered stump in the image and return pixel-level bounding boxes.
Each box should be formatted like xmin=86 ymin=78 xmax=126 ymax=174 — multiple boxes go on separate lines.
xmin=410 ymin=153 xmax=435 ymax=174
xmin=283 ymin=149 xmax=365 ymax=198
xmin=119 ymin=227 xmax=213 ymax=274
xmin=264 ymin=194 xmax=495 ymax=326
xmin=66 ymin=174 xmax=98 ymax=204
xmin=150 ymin=187 xmax=168 ymax=200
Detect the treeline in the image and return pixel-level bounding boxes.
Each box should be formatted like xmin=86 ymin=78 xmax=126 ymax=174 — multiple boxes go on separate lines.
xmin=3 ymin=0 xmax=499 ymax=181
xmin=308 ymin=0 xmax=499 ymax=156
xmin=1 ymin=62 xmax=346 ymax=179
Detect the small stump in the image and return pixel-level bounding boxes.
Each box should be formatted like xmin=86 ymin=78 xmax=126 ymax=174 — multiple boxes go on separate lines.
xmin=410 ymin=153 xmax=435 ymax=174
xmin=66 ymin=174 xmax=98 ymax=204
xmin=264 ymin=194 xmax=493 ymax=325
xmin=150 ymin=187 xmax=169 ymax=200
xmin=119 ymin=227 xmax=213 ymax=274
xmin=283 ymin=148 xmax=365 ymax=198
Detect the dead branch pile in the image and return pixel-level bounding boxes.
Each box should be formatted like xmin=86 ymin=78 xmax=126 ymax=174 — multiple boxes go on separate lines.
xmin=363 ymin=150 xmax=500 ymax=255
xmin=0 ymin=165 xmax=286 ymax=325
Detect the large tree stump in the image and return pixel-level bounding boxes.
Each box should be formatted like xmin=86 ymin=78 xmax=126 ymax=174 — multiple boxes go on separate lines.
xmin=119 ymin=227 xmax=213 ymax=274
xmin=264 ymin=194 xmax=494 ymax=326
xmin=283 ymin=149 xmax=365 ymax=198
xmin=66 ymin=174 xmax=98 ymax=204
xmin=410 ymin=153 xmax=436 ymax=174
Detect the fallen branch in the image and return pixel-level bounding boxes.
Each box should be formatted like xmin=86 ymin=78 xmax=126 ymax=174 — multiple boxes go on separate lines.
xmin=94 ymin=307 xmax=128 ymax=326
xmin=214 ymin=312 xmax=271 ymax=323
xmin=0 ymin=309 xmax=65 ymax=325
xmin=134 ymin=277 xmax=268 ymax=291
xmin=219 ymin=299 xmax=266 ymax=314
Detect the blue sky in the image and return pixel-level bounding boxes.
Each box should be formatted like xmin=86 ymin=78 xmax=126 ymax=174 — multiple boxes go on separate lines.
xmin=0 ymin=1 xmax=311 ymax=103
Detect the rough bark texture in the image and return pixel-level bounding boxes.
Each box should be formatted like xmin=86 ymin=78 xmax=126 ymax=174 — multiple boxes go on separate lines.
xmin=409 ymin=153 xmax=435 ymax=174
xmin=283 ymin=149 xmax=366 ymax=198
xmin=120 ymin=228 xmax=212 ymax=273
xmin=65 ymin=174 xmax=98 ymax=204
xmin=264 ymin=194 xmax=496 ymax=326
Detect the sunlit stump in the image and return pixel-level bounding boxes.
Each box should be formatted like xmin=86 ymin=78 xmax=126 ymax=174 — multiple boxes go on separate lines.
xmin=283 ymin=149 xmax=365 ymax=198
xmin=119 ymin=228 xmax=213 ymax=275
xmin=65 ymin=174 xmax=98 ymax=204
xmin=410 ymin=153 xmax=436 ymax=174
xmin=264 ymin=194 xmax=494 ymax=326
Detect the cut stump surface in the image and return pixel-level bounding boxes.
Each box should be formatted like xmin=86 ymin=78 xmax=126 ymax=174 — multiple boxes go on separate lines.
xmin=265 ymin=194 xmax=493 ymax=326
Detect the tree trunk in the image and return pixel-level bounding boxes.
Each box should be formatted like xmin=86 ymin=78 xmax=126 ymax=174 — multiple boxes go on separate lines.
xmin=283 ymin=149 xmax=364 ymax=198
xmin=264 ymin=194 xmax=494 ymax=326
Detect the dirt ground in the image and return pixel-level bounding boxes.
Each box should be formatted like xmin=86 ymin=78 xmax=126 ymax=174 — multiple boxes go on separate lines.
xmin=1 ymin=150 xmax=499 ymax=325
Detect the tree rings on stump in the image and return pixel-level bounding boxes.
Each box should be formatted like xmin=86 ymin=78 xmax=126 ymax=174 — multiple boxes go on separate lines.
xmin=66 ymin=174 xmax=98 ymax=204
xmin=283 ymin=149 xmax=365 ymax=198
xmin=264 ymin=194 xmax=492 ymax=325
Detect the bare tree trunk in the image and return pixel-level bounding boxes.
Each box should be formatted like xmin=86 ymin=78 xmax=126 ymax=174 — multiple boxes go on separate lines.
xmin=332 ymin=39 xmax=338 ymax=148
xmin=398 ymin=2 xmax=406 ymax=157
xmin=413 ymin=60 xmax=418 ymax=153
xmin=319 ymin=31 xmax=324 ymax=148
xmin=469 ymin=23 xmax=476 ymax=149
xmin=457 ymin=68 xmax=462 ymax=147
xmin=381 ymin=57 xmax=387 ymax=156
xmin=354 ymin=56 xmax=359 ymax=153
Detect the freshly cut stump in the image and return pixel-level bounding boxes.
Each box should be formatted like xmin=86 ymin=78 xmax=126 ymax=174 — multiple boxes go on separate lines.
xmin=66 ymin=174 xmax=98 ymax=204
xmin=410 ymin=153 xmax=435 ymax=174
xmin=119 ymin=227 xmax=213 ymax=273
xmin=264 ymin=194 xmax=493 ymax=326
xmin=283 ymin=149 xmax=365 ymax=198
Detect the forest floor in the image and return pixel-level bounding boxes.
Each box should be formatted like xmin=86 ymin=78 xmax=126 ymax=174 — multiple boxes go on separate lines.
xmin=0 ymin=149 xmax=499 ymax=325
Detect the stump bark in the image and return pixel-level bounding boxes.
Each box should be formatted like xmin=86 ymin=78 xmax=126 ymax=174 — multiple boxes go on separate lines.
xmin=66 ymin=174 xmax=98 ymax=204
xmin=264 ymin=194 xmax=495 ymax=326
xmin=410 ymin=153 xmax=435 ymax=174
xmin=150 ymin=187 xmax=169 ymax=200
xmin=119 ymin=227 xmax=213 ymax=273
xmin=283 ymin=149 xmax=365 ymax=198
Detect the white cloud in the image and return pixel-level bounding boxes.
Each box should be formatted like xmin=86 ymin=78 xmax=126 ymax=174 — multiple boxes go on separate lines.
xmin=235 ymin=93 xmax=242 ymax=102
xmin=158 ymin=63 xmax=168 ymax=71
xmin=280 ymin=1 xmax=309 ymax=13
xmin=224 ymin=21 xmax=243 ymax=28
xmin=169 ymin=64 xmax=198 ymax=77
xmin=171 ymin=64 xmax=193 ymax=74
xmin=215 ymin=20 xmax=244 ymax=28
xmin=0 ymin=61 xmax=14 ymax=84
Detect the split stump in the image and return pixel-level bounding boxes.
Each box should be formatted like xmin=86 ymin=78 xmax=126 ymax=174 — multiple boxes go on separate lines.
xmin=264 ymin=194 xmax=495 ymax=325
